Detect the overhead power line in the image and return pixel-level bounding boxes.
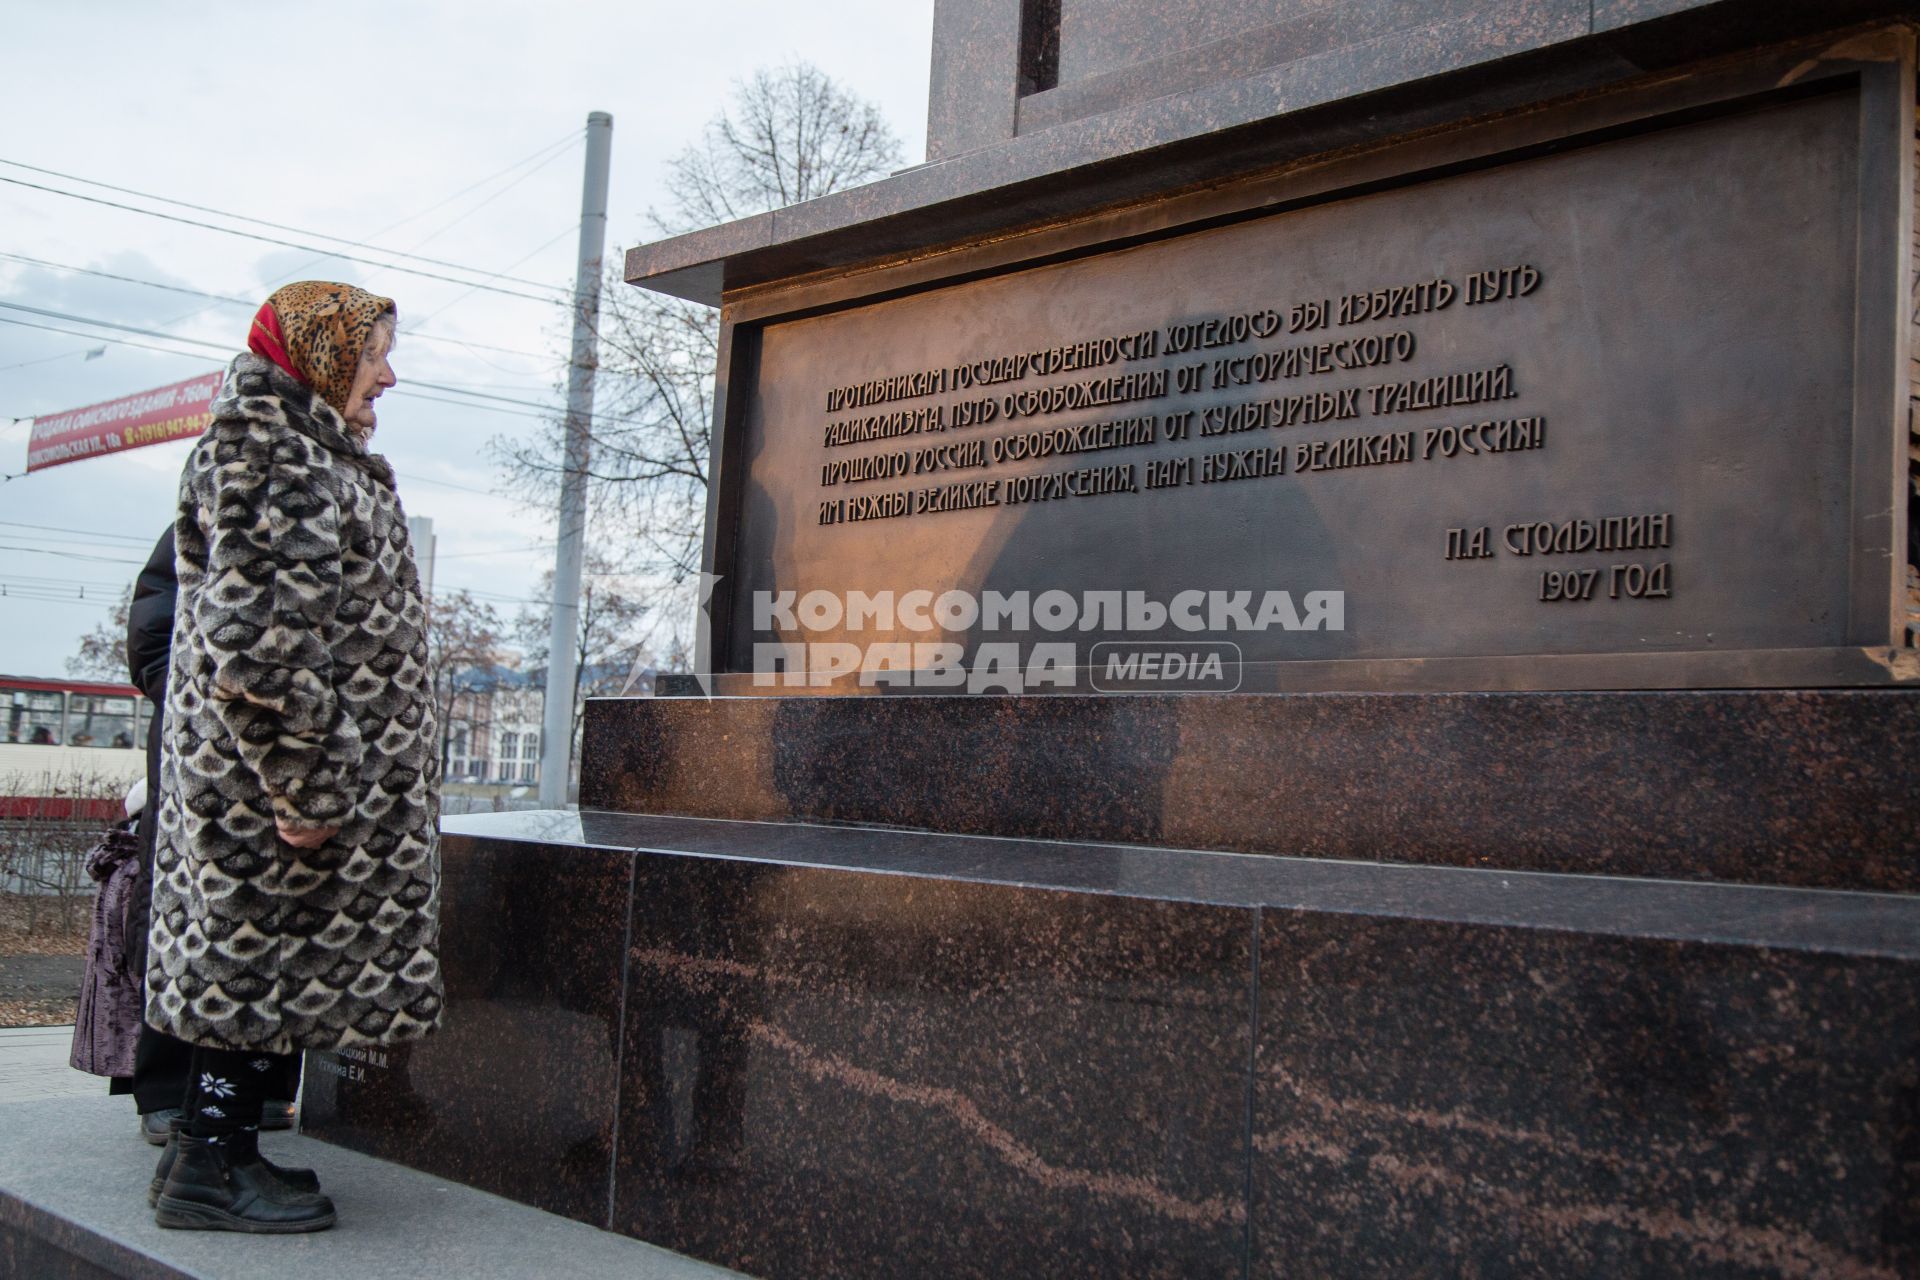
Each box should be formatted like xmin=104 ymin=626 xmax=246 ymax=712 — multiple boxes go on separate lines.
xmin=384 ymin=389 xmax=556 ymax=419
xmin=0 ymin=519 xmax=546 ymax=563
xmin=406 ymin=474 xmax=505 ymax=498
xmin=0 ymin=571 xmax=134 ymax=587
xmin=0 ymin=543 xmax=144 ymax=565
xmin=0 ymin=251 xmax=557 ymax=362
xmin=0 ymin=520 xmax=151 ymax=544
xmin=113 ymin=137 xmax=575 ymax=343
xmin=0 ymin=347 xmax=95 ymax=372
xmin=365 ymin=142 xmax=584 ymax=270
xmin=434 ymin=542 xmax=557 ymax=559
xmin=12 ymin=133 xmax=585 ymax=371
xmin=0 ymin=253 xmax=256 ymax=306
xmin=0 ymin=303 xmax=564 ymax=417
xmin=0 ymin=317 xmax=556 ymax=425
xmin=1 ymin=572 xmax=132 ymax=588
xmin=0 ymin=252 xmax=255 ymax=305
xmin=0 ymin=591 xmax=122 ymax=610
xmin=0 ymin=300 xmax=234 ymax=346
xmin=0 ymin=303 xmax=662 ymax=438
xmin=0 ymin=174 xmax=569 ymax=304
xmin=0 ymin=314 xmax=223 ymax=362
xmin=405 ymin=379 xmax=558 ymax=412
xmin=0 ymin=147 xmax=578 ymax=291
xmin=408 ymin=222 xmax=584 ymax=330
xmin=0 ymin=529 xmax=153 ymax=551
xmin=327 ymin=130 xmax=585 ymax=242
xmin=0 ymin=578 xmax=127 ymax=594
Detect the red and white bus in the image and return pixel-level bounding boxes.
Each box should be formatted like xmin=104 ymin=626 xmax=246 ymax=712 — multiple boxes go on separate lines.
xmin=0 ymin=674 xmax=150 ymax=820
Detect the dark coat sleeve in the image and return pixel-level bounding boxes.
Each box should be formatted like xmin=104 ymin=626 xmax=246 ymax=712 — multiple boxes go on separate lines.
xmin=126 ymin=526 xmax=174 ymax=958
xmin=126 ymin=527 xmax=176 ymax=704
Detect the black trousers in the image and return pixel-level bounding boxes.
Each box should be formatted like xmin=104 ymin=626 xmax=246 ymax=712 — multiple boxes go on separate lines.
xmin=113 ymin=1021 xmax=300 ymax=1113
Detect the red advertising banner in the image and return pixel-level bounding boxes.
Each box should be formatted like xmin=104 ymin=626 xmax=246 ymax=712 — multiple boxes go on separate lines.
xmin=24 ymin=369 xmax=226 ymax=473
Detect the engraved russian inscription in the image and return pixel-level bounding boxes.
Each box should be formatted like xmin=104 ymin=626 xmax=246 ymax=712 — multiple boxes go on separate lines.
xmin=733 ymin=92 xmax=1868 ymax=674
xmin=1446 ymin=512 xmax=1676 ymax=603
xmin=806 ymin=263 xmax=1583 ymax=609
xmin=810 ymin=264 xmax=1546 ymax=522
xmin=800 ymin=254 xmax=1708 ymax=620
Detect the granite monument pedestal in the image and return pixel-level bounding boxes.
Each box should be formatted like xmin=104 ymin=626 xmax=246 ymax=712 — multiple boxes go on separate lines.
xmin=309 ymin=3 xmax=1920 ymax=1275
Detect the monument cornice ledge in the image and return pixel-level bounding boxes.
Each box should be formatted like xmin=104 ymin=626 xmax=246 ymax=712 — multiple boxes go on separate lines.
xmin=625 ymin=0 xmax=1920 ymax=306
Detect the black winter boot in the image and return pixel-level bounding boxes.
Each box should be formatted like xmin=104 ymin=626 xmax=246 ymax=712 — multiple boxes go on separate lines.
xmin=152 ymin=1133 xmax=335 ymax=1233
xmin=148 ymin=1117 xmax=320 ymax=1207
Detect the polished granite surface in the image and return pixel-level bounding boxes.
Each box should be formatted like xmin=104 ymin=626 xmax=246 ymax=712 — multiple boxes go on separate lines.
xmin=611 ymin=857 xmax=1254 ymax=1279
xmin=575 ymin=692 xmax=1920 ymax=893
xmin=1254 ymin=913 xmax=1920 ymax=1278
xmin=309 ymin=813 xmax=1920 ymax=1279
xmin=303 ymin=832 xmax=637 ymax=1226
xmin=630 ymin=1 xmax=1919 ymax=302
xmin=444 ymin=809 xmax=1920 ymax=957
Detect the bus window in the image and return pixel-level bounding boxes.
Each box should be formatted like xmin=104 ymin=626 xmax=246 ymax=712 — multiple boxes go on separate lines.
xmin=68 ymin=694 xmax=137 ymax=749
xmin=7 ymin=690 xmax=64 ymax=745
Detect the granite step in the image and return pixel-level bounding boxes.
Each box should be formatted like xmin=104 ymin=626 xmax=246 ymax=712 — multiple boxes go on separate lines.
xmin=0 ymin=1092 xmax=749 ymax=1280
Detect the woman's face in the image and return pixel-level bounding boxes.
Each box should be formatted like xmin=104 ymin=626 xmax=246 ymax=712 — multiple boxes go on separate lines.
xmin=344 ymin=321 xmax=397 ymax=434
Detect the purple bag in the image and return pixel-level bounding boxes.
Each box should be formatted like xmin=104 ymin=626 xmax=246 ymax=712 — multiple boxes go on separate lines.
xmin=69 ymin=823 xmax=144 ymax=1078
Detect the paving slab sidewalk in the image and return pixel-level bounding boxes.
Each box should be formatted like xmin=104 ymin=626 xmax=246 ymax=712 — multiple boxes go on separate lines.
xmin=0 ymin=1088 xmax=750 ymax=1280
xmin=0 ymin=1024 xmax=99 ymax=1103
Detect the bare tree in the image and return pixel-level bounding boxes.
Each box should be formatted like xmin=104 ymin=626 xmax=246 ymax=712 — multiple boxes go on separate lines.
xmin=65 ymin=586 xmax=134 ymax=682
xmin=561 ymin=286 xmax=719 ymax=586
xmin=495 ymin=62 xmax=904 ymax=649
xmin=0 ymin=765 xmax=126 ymax=938
xmin=425 ymin=590 xmax=505 ymax=775
xmin=661 ymin=61 xmax=904 ymax=229
xmin=513 ymin=550 xmax=655 ymax=768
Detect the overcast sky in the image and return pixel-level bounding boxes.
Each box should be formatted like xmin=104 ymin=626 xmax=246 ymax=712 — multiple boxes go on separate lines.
xmin=0 ymin=0 xmax=935 ymax=679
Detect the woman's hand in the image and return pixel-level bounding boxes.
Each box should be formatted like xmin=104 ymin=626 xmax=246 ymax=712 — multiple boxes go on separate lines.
xmin=276 ymin=819 xmax=340 ymax=849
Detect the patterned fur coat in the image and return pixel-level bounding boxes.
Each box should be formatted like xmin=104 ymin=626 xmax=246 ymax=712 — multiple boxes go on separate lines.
xmin=146 ymin=353 xmax=442 ymax=1054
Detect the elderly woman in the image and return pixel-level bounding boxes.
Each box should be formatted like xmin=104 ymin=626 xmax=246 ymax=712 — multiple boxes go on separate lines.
xmin=145 ymin=282 xmax=441 ymax=1233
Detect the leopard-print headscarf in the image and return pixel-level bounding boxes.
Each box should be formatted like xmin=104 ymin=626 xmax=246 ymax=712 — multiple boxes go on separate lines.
xmin=253 ymin=282 xmax=397 ymax=415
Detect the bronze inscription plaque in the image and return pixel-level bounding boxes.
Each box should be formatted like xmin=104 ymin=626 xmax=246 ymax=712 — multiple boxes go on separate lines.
xmin=719 ymin=90 xmax=1893 ymax=688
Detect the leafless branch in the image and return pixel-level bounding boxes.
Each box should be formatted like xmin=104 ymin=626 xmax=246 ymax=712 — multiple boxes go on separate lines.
xmin=490 ymin=61 xmax=902 ymax=654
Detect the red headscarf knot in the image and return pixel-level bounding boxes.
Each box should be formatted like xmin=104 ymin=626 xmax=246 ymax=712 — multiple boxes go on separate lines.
xmin=247 ymin=302 xmax=308 ymax=387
